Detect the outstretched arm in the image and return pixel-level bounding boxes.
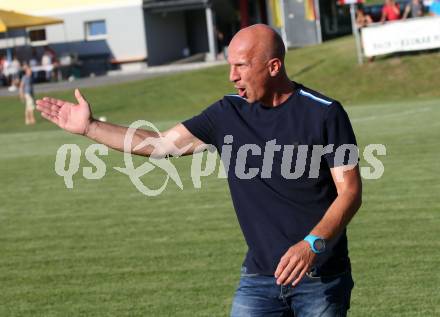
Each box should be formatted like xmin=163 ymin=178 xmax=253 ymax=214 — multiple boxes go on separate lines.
xmin=36 ymin=89 xmax=206 ymax=157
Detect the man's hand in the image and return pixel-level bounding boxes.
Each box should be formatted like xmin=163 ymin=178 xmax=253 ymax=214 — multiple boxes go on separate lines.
xmin=274 ymin=240 xmax=316 ymax=287
xmin=36 ymin=89 xmax=93 ymax=135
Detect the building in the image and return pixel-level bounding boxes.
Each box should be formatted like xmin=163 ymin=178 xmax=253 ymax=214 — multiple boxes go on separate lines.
xmin=0 ymin=0 xmax=221 ymax=75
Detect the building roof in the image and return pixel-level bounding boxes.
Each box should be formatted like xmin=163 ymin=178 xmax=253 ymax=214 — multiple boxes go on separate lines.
xmin=0 ymin=0 xmax=142 ymax=15
xmin=0 ymin=9 xmax=62 ymax=32
xmin=143 ymin=0 xmax=210 ymax=12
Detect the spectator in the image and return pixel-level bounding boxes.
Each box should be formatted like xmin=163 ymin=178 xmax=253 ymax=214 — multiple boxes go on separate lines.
xmin=29 ymin=48 xmax=39 ymax=67
xmin=29 ymin=48 xmax=39 ymax=81
xmin=216 ymin=28 xmax=227 ymax=59
xmin=429 ymin=0 xmax=440 ymax=16
xmin=0 ymin=54 xmax=6 ymax=86
xmin=380 ymin=0 xmax=401 ymax=22
xmin=41 ymin=50 xmax=51 ymax=66
xmin=356 ymin=5 xmax=373 ymax=28
xmin=41 ymin=46 xmax=58 ymax=81
xmin=7 ymin=56 xmax=21 ymax=92
xmin=19 ymin=64 xmax=36 ymax=125
xmin=41 ymin=49 xmax=52 ymax=81
xmin=403 ymin=0 xmax=424 ymax=19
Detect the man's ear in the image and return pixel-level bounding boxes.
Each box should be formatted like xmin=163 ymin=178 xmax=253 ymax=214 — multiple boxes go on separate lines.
xmin=268 ymin=58 xmax=282 ymax=77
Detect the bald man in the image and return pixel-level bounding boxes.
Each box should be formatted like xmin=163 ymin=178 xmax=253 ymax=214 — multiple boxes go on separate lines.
xmin=37 ymin=24 xmax=362 ymax=317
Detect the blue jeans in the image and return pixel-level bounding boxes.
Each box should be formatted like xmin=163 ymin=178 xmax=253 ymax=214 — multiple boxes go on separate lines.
xmin=230 ymin=267 xmax=354 ymax=317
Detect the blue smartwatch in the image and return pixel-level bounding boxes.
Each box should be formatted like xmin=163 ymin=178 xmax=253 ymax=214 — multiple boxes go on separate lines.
xmin=304 ymin=235 xmax=326 ymax=254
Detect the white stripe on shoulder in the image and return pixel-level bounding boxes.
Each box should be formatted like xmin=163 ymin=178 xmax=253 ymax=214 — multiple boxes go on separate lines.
xmin=299 ymin=89 xmax=332 ymax=106
xmin=225 ymin=94 xmax=245 ymax=99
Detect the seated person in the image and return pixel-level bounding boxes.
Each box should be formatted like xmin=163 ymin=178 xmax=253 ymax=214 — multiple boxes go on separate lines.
xmin=6 ymin=56 xmax=21 ymax=91
xmin=380 ymin=0 xmax=401 ymax=22
xmin=356 ymin=5 xmax=373 ymax=28
xmin=403 ymin=0 xmax=424 ymax=19
xmin=29 ymin=48 xmax=39 ymax=67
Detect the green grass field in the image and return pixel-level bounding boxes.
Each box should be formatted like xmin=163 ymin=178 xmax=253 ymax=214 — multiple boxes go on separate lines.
xmin=1 ymin=36 xmax=439 ymax=316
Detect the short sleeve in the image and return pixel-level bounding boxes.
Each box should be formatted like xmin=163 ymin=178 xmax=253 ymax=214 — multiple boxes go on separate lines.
xmin=323 ymin=102 xmax=358 ymax=168
xmin=181 ymin=101 xmax=220 ymax=147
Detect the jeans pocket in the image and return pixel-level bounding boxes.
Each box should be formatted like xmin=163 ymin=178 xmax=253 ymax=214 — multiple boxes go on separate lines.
xmin=302 ymin=270 xmax=354 ymax=313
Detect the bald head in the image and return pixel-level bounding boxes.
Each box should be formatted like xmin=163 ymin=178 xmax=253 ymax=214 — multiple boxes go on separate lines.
xmin=229 ymin=24 xmax=285 ymax=63
xmin=227 ymin=24 xmax=293 ymax=105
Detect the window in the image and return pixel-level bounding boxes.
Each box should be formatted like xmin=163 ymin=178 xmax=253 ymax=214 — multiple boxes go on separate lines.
xmin=28 ymin=28 xmax=47 ymax=45
xmin=85 ymin=20 xmax=107 ymax=40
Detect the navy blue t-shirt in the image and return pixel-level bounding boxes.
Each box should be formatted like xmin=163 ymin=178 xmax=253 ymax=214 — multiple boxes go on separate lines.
xmin=182 ymin=83 xmax=357 ymax=275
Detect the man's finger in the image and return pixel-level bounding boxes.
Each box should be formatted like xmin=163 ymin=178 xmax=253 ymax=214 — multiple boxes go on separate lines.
xmin=41 ymin=111 xmax=57 ymax=121
xmin=276 ymin=258 xmax=297 ymax=285
xmin=41 ymin=112 xmax=59 ymax=125
xmin=37 ymin=99 xmax=61 ymax=109
xmin=36 ymin=99 xmax=49 ymax=107
xmin=36 ymin=103 xmax=52 ymax=115
xmin=50 ymin=108 xmax=59 ymax=116
xmin=75 ymin=88 xmax=88 ymax=105
xmin=36 ymin=103 xmax=54 ymax=114
xmin=291 ymin=266 xmax=309 ymax=288
xmin=283 ymin=262 xmax=304 ymax=286
xmin=274 ymin=256 xmax=289 ymax=278
xmin=48 ymin=97 xmax=58 ymax=105
xmin=54 ymin=98 xmax=65 ymax=107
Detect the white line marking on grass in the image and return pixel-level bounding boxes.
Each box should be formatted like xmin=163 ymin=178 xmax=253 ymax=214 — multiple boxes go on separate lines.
xmin=352 ymin=107 xmax=432 ymax=123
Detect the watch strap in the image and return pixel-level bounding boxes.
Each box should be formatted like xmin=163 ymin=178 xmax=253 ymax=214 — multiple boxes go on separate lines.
xmin=304 ymin=234 xmax=325 ymax=254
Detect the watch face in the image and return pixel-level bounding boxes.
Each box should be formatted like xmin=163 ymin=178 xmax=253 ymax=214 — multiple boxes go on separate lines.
xmin=313 ymin=239 xmax=325 ymax=252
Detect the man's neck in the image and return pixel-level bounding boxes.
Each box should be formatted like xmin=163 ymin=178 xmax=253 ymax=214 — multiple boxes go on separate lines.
xmin=262 ymin=80 xmax=296 ymax=107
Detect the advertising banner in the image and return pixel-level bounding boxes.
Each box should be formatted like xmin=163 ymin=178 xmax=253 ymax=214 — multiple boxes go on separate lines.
xmin=361 ymin=17 xmax=440 ymax=57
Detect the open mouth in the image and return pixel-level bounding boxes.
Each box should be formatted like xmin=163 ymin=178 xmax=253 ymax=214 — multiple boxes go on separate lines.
xmin=237 ymin=87 xmax=247 ymax=98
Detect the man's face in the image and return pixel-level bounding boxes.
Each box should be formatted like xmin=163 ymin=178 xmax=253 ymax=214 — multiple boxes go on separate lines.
xmin=227 ymin=41 xmax=270 ymax=103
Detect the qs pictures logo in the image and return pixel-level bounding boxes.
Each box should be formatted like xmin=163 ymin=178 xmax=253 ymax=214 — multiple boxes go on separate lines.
xmin=54 ymin=120 xmax=387 ymax=196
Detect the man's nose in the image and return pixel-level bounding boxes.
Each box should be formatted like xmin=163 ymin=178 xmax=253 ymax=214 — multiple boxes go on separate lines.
xmin=229 ymin=66 xmax=240 ymax=83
